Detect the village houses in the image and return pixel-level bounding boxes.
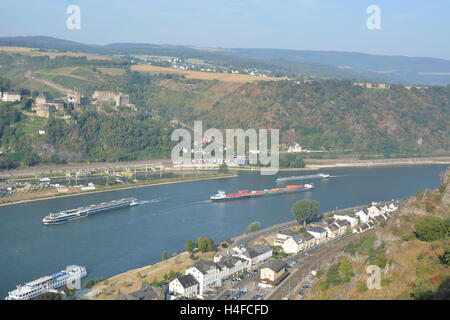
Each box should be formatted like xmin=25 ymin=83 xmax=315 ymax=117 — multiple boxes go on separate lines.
xmin=275 ymin=230 xmax=315 ymax=254
xmin=185 ymin=260 xmax=221 ymax=296
xmin=232 ymin=245 xmax=272 ymax=268
xmin=168 ymin=274 xmax=198 ymax=299
xmin=307 ymin=226 xmax=328 ymax=244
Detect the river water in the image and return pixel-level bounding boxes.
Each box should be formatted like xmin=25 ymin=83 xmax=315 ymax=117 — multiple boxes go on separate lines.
xmin=0 ymin=164 xmax=447 ymax=296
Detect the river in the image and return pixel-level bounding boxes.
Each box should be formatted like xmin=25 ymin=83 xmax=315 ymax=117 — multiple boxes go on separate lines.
xmin=0 ymin=164 xmax=447 ymax=297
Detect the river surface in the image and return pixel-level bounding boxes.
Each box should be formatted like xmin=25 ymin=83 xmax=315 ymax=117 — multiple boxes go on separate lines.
xmin=0 ymin=164 xmax=447 ymax=296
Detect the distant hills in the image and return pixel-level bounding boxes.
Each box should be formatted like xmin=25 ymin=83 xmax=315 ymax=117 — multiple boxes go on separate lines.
xmin=1 ymin=36 xmax=450 ymax=86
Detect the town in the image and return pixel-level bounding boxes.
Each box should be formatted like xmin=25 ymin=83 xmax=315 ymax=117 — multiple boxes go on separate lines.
xmin=108 ymin=200 xmax=401 ymax=301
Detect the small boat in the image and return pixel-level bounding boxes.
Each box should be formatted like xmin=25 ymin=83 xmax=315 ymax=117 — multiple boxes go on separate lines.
xmin=276 ymin=173 xmax=330 ymax=183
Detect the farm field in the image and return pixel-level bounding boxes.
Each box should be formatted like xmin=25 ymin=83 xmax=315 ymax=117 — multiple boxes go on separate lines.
xmin=131 ymin=64 xmax=285 ymax=83
xmin=0 ymin=46 xmax=111 ymax=60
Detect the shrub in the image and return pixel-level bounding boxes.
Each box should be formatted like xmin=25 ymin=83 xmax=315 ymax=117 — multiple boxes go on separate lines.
xmin=416 ymin=190 xmax=425 ymax=201
xmin=356 ymin=280 xmax=368 ymax=293
xmin=248 ymin=221 xmax=261 ymax=232
xmin=415 ymin=216 xmax=449 ymax=242
xmin=401 ymin=233 xmax=416 ymax=241
xmin=381 ymin=278 xmax=392 ymax=286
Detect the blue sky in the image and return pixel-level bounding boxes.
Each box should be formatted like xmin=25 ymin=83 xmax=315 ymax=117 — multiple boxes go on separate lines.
xmin=1 ymin=0 xmax=449 ymax=59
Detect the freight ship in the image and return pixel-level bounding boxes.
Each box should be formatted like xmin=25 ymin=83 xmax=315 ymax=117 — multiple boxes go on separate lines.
xmin=5 ymin=265 xmax=87 ymax=300
xmin=210 ymin=184 xmax=314 ymax=201
xmin=276 ymin=173 xmax=329 ymax=183
xmin=42 ymin=198 xmax=140 ymax=225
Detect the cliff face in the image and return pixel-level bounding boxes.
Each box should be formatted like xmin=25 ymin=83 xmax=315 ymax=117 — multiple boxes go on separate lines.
xmin=305 ymin=167 xmax=449 ymax=300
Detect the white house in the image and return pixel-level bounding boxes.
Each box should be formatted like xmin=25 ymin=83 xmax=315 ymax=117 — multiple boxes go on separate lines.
xmin=1 ymin=91 xmax=22 ymax=102
xmin=307 ymin=226 xmax=327 ymax=244
xmin=333 ymin=220 xmax=350 ymax=236
xmin=169 ymin=274 xmax=199 ymax=299
xmin=217 ymin=256 xmax=249 ymax=279
xmin=387 ymin=203 xmax=399 ymax=212
xmin=185 ymin=261 xmax=221 ymax=295
xmin=232 ymin=245 xmax=272 ymax=268
xmin=367 ymin=205 xmax=383 ymax=218
xmin=275 ymin=230 xmax=303 ymax=254
xmin=333 ymin=213 xmax=359 ymax=227
xmin=324 ymin=223 xmax=340 ymax=239
xmin=355 ymin=209 xmax=370 ymax=224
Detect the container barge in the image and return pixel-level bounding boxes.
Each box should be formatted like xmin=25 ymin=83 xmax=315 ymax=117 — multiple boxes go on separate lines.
xmin=210 ymin=184 xmax=313 ymax=201
xmin=42 ymin=198 xmax=140 ymax=225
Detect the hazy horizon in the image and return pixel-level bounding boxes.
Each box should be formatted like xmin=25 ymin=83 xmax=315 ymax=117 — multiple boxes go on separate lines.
xmin=1 ymin=0 xmax=449 ymax=60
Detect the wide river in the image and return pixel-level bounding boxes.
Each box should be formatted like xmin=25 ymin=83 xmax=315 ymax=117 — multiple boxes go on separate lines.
xmin=0 ymin=164 xmax=448 ymax=296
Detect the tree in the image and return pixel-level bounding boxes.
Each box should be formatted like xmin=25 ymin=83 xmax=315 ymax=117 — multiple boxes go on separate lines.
xmin=197 ymin=237 xmax=214 ymax=253
xmin=184 ymin=240 xmax=196 ymax=253
xmin=248 ymin=221 xmax=261 ymax=233
xmin=415 ymin=216 xmax=449 ymax=242
xmin=32 ymin=292 xmax=61 ymax=300
xmin=291 ymin=199 xmax=320 ymax=224
xmin=161 ymin=251 xmax=168 ymax=261
xmin=218 ymin=163 xmax=228 ymax=173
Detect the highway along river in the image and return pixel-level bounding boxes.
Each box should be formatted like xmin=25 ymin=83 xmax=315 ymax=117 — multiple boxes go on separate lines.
xmin=0 ymin=164 xmax=447 ymax=296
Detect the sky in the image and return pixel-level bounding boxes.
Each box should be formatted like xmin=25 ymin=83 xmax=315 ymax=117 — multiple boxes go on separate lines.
xmin=0 ymin=0 xmax=449 ymax=59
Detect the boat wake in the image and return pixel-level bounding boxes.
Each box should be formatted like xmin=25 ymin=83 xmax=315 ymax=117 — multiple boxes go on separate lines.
xmin=140 ymin=197 xmax=171 ymax=205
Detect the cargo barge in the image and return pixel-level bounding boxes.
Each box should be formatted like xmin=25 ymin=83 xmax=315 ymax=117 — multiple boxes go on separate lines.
xmin=42 ymin=198 xmax=140 ymax=224
xmin=210 ymin=184 xmax=313 ymax=201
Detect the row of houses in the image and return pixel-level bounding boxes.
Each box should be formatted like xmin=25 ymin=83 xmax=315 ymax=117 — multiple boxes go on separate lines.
xmin=275 ymin=202 xmax=400 ymax=255
xmin=169 ymin=245 xmax=273 ymax=298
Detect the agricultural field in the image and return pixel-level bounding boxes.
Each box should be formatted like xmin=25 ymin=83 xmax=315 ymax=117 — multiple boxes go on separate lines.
xmin=0 ymin=46 xmax=111 ymax=60
xmin=131 ymin=64 xmax=284 ymax=83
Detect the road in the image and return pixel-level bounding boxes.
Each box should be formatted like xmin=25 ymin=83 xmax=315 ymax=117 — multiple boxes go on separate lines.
xmin=25 ymin=70 xmax=70 ymax=95
xmin=266 ymin=232 xmax=368 ymax=300
xmin=0 ymin=159 xmax=172 ymax=178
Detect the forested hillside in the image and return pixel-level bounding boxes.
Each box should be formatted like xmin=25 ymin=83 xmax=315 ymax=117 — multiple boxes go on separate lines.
xmin=194 ymin=80 xmax=450 ymax=155
xmin=0 ymin=49 xmax=449 ymax=169
xmin=81 ymin=69 xmax=450 ymax=156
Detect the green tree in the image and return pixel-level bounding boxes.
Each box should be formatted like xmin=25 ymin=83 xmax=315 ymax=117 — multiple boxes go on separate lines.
xmin=218 ymin=163 xmax=229 ymax=173
xmin=415 ymin=216 xmax=449 ymax=242
xmin=197 ymin=237 xmax=214 ymax=252
xmin=184 ymin=240 xmax=196 ymax=253
xmin=338 ymin=258 xmax=354 ymax=281
xmin=248 ymin=221 xmax=261 ymax=233
xmin=291 ymin=199 xmax=320 ymax=224
xmin=161 ymin=250 xmax=168 ymax=261
xmin=32 ymin=292 xmax=62 ymax=300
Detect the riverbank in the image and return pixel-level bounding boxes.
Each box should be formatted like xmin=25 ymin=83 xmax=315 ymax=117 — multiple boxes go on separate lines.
xmin=0 ymin=173 xmax=237 ymax=207
xmin=84 ymin=202 xmax=374 ymax=300
xmin=2 ymin=156 xmax=449 ymax=178
xmin=233 ymin=156 xmax=450 ymax=171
